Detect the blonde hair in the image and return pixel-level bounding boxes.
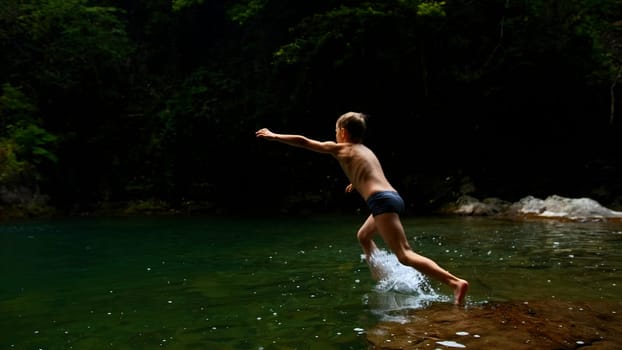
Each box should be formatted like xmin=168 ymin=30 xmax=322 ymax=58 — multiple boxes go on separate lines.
xmin=336 ymin=112 xmax=367 ymax=143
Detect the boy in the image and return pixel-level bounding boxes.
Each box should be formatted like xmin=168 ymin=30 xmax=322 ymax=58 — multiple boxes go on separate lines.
xmin=255 ymin=112 xmax=469 ymax=304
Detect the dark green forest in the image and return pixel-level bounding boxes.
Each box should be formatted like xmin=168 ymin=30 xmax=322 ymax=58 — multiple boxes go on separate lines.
xmin=1 ymin=0 xmax=621 ymax=218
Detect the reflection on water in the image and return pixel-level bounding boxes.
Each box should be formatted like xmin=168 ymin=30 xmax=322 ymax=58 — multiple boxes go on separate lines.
xmin=0 ymin=215 xmax=620 ymax=349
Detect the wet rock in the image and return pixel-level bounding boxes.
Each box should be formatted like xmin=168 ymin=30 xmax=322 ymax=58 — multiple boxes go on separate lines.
xmin=439 ymin=195 xmax=512 ymax=216
xmin=440 ymin=194 xmax=622 ymax=222
xmin=366 ymin=300 xmax=621 ymax=349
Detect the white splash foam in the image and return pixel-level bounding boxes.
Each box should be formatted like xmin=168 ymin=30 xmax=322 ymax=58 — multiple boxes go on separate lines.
xmin=362 ymin=249 xmax=446 ymax=321
xmin=436 ymin=340 xmax=466 ymax=348
xmin=368 ymin=249 xmax=440 ymax=297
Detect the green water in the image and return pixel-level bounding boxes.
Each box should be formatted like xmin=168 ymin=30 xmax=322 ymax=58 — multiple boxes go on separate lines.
xmin=1 ymin=215 xmax=621 ymax=349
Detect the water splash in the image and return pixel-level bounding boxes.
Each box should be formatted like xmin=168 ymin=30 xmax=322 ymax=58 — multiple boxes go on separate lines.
xmin=367 ymin=250 xmax=439 ymax=296
xmin=363 ymin=249 xmax=447 ymax=322
xmin=436 ymin=340 xmax=466 ymax=348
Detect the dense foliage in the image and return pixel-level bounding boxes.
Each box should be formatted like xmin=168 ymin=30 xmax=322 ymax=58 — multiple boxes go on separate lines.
xmin=1 ymin=0 xmax=621 ymax=216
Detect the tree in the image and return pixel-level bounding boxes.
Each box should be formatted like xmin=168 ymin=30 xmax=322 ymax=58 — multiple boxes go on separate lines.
xmin=0 ymin=83 xmax=57 ymax=215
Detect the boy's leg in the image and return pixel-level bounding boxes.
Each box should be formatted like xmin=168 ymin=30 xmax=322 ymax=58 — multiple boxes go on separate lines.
xmin=373 ymin=213 xmax=469 ymax=304
xmin=357 ymin=214 xmax=384 ymax=279
xmin=357 ymin=214 xmax=379 ymax=260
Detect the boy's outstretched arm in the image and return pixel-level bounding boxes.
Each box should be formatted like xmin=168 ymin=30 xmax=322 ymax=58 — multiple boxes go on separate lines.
xmin=256 ymin=128 xmax=339 ymax=154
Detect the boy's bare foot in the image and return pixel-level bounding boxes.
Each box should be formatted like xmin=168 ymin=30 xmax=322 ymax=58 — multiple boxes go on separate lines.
xmin=453 ymin=279 xmax=469 ymax=305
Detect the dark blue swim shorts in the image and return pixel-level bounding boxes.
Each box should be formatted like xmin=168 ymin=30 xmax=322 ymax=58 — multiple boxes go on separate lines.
xmin=366 ymin=191 xmax=405 ymax=216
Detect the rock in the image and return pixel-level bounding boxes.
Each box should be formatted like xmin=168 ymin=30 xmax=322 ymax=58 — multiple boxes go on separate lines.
xmin=439 ymin=194 xmax=622 ymax=222
xmin=439 ymin=195 xmax=511 ymax=216
xmin=366 ymin=300 xmax=621 ymax=349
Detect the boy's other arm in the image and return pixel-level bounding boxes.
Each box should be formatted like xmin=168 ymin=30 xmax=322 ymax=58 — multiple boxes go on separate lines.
xmin=256 ymin=128 xmax=340 ymax=154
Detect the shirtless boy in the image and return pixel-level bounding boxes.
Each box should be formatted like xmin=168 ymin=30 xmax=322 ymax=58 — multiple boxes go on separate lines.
xmin=256 ymin=111 xmax=469 ymax=304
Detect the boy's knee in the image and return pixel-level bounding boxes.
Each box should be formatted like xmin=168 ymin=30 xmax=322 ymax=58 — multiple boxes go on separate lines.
xmin=356 ymin=229 xmax=367 ymax=243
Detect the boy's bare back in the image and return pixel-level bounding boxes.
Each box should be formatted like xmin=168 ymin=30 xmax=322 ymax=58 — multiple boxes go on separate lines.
xmin=334 ymin=143 xmax=396 ymax=201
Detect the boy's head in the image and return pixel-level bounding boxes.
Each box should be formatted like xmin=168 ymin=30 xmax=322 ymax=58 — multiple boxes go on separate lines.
xmin=336 ymin=112 xmax=367 ymax=143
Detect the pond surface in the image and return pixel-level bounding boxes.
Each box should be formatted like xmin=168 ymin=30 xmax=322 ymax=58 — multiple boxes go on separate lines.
xmin=1 ymin=215 xmax=621 ymax=349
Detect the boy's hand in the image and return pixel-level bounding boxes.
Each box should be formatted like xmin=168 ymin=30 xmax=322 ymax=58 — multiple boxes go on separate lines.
xmin=256 ymin=128 xmax=275 ymax=140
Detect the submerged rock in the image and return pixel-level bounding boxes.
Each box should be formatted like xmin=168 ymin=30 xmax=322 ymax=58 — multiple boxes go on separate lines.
xmin=366 ymin=300 xmax=621 ymax=349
